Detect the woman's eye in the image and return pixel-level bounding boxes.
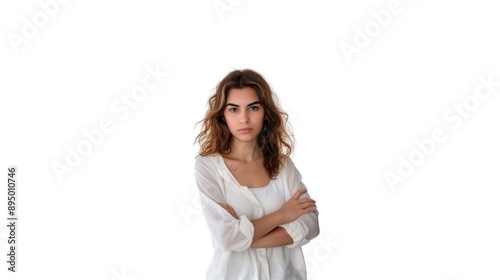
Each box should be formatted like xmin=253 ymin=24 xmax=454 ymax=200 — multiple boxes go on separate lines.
xmin=228 ymin=108 xmax=238 ymax=112
xmin=249 ymin=106 xmax=259 ymax=111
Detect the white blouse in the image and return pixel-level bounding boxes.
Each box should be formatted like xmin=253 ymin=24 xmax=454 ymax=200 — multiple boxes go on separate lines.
xmin=194 ymin=154 xmax=320 ymax=280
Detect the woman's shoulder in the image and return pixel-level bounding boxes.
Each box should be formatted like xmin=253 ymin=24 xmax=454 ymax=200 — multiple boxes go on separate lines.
xmin=283 ymin=155 xmax=298 ymax=166
xmin=279 ymin=155 xmax=297 ymax=174
xmin=194 ymin=153 xmax=220 ymax=169
xmin=195 ymin=153 xmax=220 ymax=160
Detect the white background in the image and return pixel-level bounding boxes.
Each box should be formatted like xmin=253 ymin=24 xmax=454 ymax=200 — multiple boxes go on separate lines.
xmin=1 ymin=0 xmax=499 ymax=279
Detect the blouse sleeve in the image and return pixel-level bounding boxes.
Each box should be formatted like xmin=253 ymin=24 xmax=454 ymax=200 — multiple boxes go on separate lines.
xmin=279 ymin=157 xmax=320 ymax=248
xmin=194 ymin=156 xmax=255 ymax=252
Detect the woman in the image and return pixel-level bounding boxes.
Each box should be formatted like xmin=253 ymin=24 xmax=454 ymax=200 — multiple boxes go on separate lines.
xmin=194 ymin=69 xmax=320 ymax=279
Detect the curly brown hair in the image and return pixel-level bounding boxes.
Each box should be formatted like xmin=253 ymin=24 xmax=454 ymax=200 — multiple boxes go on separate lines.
xmin=195 ymin=69 xmax=294 ymax=179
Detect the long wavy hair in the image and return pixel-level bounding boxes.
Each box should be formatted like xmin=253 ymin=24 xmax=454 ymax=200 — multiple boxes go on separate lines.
xmin=195 ymin=69 xmax=293 ymax=179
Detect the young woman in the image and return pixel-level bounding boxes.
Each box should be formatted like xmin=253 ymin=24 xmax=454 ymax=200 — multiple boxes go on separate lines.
xmin=194 ymin=69 xmax=320 ymax=279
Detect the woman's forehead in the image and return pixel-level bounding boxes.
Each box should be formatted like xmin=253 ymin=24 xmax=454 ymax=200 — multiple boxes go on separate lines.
xmin=226 ymin=87 xmax=259 ymax=104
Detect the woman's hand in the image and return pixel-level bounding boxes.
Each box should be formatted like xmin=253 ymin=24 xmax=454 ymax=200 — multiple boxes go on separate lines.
xmin=218 ymin=203 xmax=238 ymax=219
xmin=278 ymin=189 xmax=316 ymax=224
xmin=218 ymin=189 xmax=316 ymax=224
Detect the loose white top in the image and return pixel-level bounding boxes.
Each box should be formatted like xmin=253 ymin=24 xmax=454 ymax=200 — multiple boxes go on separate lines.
xmin=194 ymin=154 xmax=320 ymax=280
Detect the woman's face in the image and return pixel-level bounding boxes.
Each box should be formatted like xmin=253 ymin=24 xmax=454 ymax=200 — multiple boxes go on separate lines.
xmin=223 ymin=87 xmax=265 ymax=145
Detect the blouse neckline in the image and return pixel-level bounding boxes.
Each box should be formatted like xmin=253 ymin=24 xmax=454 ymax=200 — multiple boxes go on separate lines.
xmin=216 ymin=153 xmax=274 ymax=189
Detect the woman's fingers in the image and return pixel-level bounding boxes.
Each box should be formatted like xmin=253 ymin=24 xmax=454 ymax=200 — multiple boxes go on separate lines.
xmin=218 ymin=203 xmax=233 ymax=211
xmin=297 ymin=198 xmax=315 ymax=206
xmin=292 ymin=188 xmax=308 ymax=200
xmin=297 ymin=197 xmax=315 ymax=204
xmin=218 ymin=203 xmax=238 ymax=219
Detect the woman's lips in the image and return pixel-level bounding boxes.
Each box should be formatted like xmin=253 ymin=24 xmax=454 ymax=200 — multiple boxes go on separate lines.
xmin=238 ymin=128 xmax=252 ymax=133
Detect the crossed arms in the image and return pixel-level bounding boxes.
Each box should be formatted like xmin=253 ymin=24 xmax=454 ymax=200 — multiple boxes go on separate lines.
xmin=218 ymin=189 xmax=316 ymax=248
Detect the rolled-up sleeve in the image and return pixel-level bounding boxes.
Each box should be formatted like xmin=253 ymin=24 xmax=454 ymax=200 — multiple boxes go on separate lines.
xmin=279 ymin=158 xmax=320 ymax=248
xmin=194 ymin=156 xmax=255 ymax=252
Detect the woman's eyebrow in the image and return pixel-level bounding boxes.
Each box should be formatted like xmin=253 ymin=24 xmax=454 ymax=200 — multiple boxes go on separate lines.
xmin=226 ymin=101 xmax=261 ymax=107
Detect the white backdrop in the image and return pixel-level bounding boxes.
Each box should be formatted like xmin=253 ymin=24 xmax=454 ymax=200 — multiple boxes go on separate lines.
xmin=1 ymin=0 xmax=499 ymax=279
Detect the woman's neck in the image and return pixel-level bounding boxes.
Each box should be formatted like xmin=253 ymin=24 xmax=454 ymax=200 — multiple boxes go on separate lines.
xmin=225 ymin=139 xmax=262 ymax=162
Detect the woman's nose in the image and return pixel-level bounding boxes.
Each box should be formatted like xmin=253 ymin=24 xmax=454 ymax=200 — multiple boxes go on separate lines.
xmin=240 ymin=112 xmax=249 ymax=124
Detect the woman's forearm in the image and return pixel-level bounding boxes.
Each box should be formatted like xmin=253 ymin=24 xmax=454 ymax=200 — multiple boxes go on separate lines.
xmin=250 ymin=226 xmax=293 ymax=248
xmin=218 ymin=202 xmax=286 ymax=243
xmin=250 ymin=211 xmax=286 ymax=242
